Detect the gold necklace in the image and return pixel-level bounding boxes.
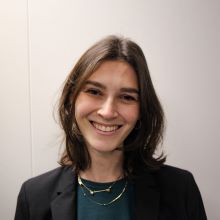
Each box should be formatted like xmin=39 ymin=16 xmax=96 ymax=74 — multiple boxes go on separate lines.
xmin=77 ymin=176 xmax=128 ymax=206
xmin=78 ymin=175 xmax=118 ymax=195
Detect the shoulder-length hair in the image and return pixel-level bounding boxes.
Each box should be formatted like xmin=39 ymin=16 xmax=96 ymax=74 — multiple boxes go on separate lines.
xmin=58 ymin=35 xmax=166 ymax=175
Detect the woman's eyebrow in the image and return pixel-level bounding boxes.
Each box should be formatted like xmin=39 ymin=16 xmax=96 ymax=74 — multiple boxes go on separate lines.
xmin=85 ymin=80 xmax=105 ymax=89
xmin=120 ymin=88 xmax=139 ymax=94
xmin=85 ymin=80 xmax=139 ymax=94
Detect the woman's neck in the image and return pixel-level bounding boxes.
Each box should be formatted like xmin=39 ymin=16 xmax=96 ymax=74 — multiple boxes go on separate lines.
xmin=79 ymin=150 xmax=124 ymax=183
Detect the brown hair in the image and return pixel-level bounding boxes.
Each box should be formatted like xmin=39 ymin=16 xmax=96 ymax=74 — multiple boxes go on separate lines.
xmin=58 ymin=35 xmax=166 ymax=174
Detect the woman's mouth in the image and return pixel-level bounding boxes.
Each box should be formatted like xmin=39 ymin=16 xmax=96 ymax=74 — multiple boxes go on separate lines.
xmin=90 ymin=121 xmax=121 ymax=132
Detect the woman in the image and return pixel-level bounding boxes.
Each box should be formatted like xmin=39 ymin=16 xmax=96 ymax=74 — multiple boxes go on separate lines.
xmin=15 ymin=35 xmax=207 ymax=220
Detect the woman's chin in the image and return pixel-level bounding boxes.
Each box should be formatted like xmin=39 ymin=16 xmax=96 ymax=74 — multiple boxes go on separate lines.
xmin=87 ymin=143 xmax=123 ymax=155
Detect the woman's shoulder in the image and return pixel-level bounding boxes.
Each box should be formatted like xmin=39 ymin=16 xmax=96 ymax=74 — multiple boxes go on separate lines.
xmin=138 ymin=164 xmax=194 ymax=180
xmin=157 ymin=164 xmax=193 ymax=177
xmin=25 ymin=166 xmax=72 ymax=182
xmin=154 ymin=164 xmax=195 ymax=183
xmin=151 ymin=164 xmax=199 ymax=194
xmin=134 ymin=164 xmax=196 ymax=191
xmin=21 ymin=166 xmax=75 ymax=194
xmin=15 ymin=167 xmax=76 ymax=219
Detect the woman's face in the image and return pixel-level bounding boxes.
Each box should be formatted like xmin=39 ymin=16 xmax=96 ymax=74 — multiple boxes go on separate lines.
xmin=75 ymin=60 xmax=139 ymax=156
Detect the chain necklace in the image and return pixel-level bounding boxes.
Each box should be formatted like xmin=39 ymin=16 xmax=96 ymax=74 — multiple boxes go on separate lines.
xmin=77 ymin=175 xmax=128 ymax=206
xmin=78 ymin=175 xmax=119 ymax=195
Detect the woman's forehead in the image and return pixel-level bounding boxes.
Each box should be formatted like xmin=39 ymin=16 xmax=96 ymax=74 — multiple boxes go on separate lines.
xmin=87 ymin=60 xmax=138 ymax=87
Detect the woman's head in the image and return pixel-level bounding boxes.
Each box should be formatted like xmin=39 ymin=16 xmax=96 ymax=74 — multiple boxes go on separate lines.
xmin=74 ymin=60 xmax=140 ymax=156
xmin=59 ymin=35 xmax=165 ymax=173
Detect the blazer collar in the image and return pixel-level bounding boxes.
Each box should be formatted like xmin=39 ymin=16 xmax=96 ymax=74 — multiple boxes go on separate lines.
xmin=133 ymin=169 xmax=160 ymax=220
xmin=50 ymin=167 xmax=77 ymax=220
xmin=49 ymin=167 xmax=160 ymax=220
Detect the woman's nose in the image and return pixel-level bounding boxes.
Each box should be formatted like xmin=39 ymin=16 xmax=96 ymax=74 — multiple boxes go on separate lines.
xmin=97 ymin=98 xmax=118 ymax=119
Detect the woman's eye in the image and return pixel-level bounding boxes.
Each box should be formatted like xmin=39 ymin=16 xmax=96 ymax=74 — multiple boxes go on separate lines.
xmin=84 ymin=88 xmax=102 ymax=96
xmin=120 ymin=94 xmax=138 ymax=102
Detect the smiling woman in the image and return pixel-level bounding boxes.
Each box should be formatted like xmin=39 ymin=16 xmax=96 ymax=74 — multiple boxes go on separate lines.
xmin=75 ymin=60 xmax=139 ymax=159
xmin=58 ymin=36 xmax=165 ymax=175
xmin=14 ymin=36 xmax=207 ymax=220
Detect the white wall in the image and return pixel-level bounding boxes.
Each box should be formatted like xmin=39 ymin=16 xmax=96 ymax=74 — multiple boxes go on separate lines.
xmin=0 ymin=0 xmax=219 ymax=219
xmin=0 ymin=0 xmax=32 ymax=218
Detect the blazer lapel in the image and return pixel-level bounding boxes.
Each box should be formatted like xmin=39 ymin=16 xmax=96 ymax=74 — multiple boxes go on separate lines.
xmin=50 ymin=167 xmax=160 ymax=220
xmin=50 ymin=167 xmax=77 ymax=220
xmin=134 ymin=170 xmax=160 ymax=220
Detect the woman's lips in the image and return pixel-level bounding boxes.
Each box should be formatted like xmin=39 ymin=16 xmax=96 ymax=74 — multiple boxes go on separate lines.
xmin=90 ymin=121 xmax=121 ymax=132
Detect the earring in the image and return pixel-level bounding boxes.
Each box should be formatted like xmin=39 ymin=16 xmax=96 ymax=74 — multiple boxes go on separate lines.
xmin=72 ymin=122 xmax=76 ymax=130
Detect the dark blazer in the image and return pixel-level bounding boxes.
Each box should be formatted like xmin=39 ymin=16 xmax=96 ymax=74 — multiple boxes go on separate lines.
xmin=14 ymin=165 xmax=207 ymax=220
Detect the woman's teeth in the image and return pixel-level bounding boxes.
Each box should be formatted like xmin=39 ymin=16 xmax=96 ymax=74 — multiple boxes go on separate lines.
xmin=92 ymin=122 xmax=119 ymax=132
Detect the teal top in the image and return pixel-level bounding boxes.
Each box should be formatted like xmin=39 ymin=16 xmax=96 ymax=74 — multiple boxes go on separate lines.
xmin=76 ymin=177 xmax=133 ymax=220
